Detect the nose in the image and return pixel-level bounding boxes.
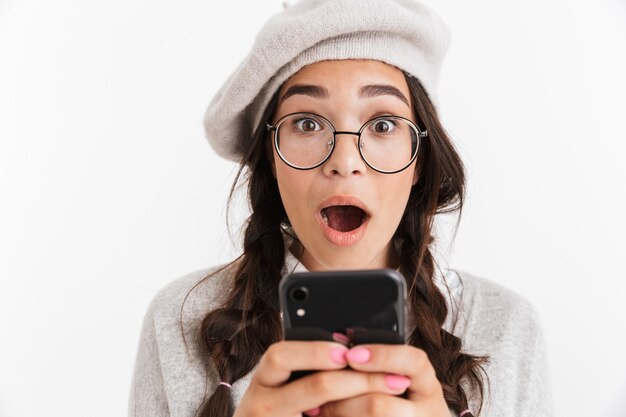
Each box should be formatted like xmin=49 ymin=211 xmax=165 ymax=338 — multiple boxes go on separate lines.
xmin=322 ymin=131 xmax=367 ymax=177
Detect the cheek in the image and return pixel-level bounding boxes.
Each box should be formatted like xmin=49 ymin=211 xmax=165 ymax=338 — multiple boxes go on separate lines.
xmin=378 ymin=171 xmax=415 ymax=222
xmin=274 ymin=161 xmax=312 ymax=221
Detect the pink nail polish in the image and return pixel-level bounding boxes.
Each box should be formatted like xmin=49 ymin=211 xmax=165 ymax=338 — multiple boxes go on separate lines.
xmin=304 ymin=407 xmax=321 ymax=416
xmin=386 ymin=374 xmax=411 ymax=391
xmin=332 ymin=332 xmax=350 ymax=345
xmin=345 ymin=347 xmax=370 ymax=363
xmin=330 ymin=347 xmax=347 ymax=364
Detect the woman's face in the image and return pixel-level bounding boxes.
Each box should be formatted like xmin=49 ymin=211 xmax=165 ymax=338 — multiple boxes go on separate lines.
xmin=271 ymin=59 xmax=419 ymax=271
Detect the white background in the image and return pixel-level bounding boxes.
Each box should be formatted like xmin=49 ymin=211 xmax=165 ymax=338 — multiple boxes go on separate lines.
xmin=1 ymin=0 xmax=625 ymax=416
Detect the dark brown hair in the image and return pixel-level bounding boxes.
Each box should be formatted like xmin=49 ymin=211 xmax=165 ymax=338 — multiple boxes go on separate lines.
xmin=184 ymin=71 xmax=490 ymax=417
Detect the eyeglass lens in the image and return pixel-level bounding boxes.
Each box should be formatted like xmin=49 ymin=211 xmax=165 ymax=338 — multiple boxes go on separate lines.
xmin=275 ymin=113 xmax=418 ymax=172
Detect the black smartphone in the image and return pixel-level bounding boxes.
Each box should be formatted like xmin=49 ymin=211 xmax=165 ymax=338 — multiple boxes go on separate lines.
xmin=278 ymin=269 xmax=406 ymax=382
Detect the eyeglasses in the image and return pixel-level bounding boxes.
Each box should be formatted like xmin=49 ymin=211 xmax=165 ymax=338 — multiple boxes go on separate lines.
xmin=266 ymin=112 xmax=427 ymax=174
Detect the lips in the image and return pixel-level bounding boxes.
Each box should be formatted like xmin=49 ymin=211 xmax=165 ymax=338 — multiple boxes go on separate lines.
xmin=316 ymin=196 xmax=371 ymax=246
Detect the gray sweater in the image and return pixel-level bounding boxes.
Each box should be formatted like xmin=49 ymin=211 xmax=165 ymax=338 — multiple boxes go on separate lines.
xmin=128 ymin=248 xmax=553 ymax=417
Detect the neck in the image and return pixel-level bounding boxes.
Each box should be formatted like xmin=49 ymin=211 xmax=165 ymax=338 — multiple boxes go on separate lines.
xmin=288 ymin=237 xmax=401 ymax=271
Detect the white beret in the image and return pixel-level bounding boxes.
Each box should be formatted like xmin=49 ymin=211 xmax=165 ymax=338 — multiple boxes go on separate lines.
xmin=203 ymin=0 xmax=452 ymax=162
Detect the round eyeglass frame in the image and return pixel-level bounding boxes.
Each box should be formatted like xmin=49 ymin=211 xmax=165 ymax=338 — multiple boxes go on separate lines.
xmin=265 ymin=112 xmax=428 ymax=174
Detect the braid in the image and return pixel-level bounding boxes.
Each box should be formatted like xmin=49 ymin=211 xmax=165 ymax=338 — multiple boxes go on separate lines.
xmin=192 ymin=92 xmax=286 ymax=417
xmin=398 ymin=222 xmax=489 ymax=416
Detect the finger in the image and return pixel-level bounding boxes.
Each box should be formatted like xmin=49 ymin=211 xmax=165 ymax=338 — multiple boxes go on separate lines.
xmin=319 ymin=393 xmax=414 ymax=417
xmin=281 ymin=369 xmax=410 ymax=414
xmin=343 ymin=344 xmax=442 ymax=398
xmin=254 ymin=340 xmax=349 ymax=387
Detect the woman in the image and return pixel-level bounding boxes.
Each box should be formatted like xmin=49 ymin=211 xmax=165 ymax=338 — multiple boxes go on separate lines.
xmin=129 ymin=1 xmax=552 ymax=416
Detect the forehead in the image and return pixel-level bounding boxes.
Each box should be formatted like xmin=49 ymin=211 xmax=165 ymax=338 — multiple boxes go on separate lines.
xmin=278 ymin=59 xmax=410 ymax=101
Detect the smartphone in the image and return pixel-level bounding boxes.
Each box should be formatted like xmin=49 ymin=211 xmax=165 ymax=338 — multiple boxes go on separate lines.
xmin=278 ymin=269 xmax=406 ymax=382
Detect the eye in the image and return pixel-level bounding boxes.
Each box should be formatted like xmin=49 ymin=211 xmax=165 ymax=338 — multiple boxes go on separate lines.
xmin=370 ymin=118 xmax=397 ymax=134
xmin=294 ymin=117 xmax=322 ymax=132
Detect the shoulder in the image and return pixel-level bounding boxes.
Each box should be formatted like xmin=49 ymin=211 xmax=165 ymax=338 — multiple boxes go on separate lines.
xmin=455 ymin=270 xmax=541 ymax=322
xmin=144 ymin=262 xmax=237 ymax=331
xmin=451 ymin=271 xmax=553 ymax=415
xmin=451 ymin=270 xmax=545 ymax=349
xmin=131 ymin=264 xmax=238 ymax=415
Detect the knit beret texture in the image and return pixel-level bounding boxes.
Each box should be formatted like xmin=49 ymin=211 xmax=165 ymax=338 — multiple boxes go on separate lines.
xmin=203 ymin=0 xmax=452 ymax=162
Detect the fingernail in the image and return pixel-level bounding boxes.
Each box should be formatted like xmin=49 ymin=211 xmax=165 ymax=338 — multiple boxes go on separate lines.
xmin=332 ymin=332 xmax=350 ymax=345
xmin=330 ymin=347 xmax=347 ymax=364
xmin=345 ymin=347 xmax=370 ymax=363
xmin=303 ymin=407 xmax=320 ymax=416
xmin=386 ymin=374 xmax=411 ymax=390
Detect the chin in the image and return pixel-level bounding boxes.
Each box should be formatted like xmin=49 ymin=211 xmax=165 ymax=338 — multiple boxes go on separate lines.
xmin=315 ymin=245 xmax=383 ymax=270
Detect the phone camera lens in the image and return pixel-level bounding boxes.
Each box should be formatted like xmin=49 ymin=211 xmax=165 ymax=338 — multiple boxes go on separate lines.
xmin=290 ymin=286 xmax=309 ymax=302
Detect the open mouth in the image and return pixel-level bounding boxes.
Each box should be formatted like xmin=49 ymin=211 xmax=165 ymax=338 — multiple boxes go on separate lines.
xmin=320 ymin=205 xmax=368 ymax=232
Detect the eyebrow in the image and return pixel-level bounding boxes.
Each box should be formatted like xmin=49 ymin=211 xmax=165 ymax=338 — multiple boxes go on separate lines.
xmin=280 ymin=84 xmax=410 ymax=106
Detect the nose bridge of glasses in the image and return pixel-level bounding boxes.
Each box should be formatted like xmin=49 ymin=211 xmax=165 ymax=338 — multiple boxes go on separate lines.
xmin=333 ymin=130 xmax=360 ymax=145
xmin=330 ymin=130 xmax=361 ymax=151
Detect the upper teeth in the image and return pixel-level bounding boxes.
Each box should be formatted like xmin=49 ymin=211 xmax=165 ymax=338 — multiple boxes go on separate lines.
xmin=321 ymin=209 xmax=328 ymax=224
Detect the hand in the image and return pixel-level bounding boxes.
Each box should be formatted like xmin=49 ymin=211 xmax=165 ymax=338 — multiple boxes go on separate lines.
xmin=232 ymin=340 xmax=412 ymax=417
xmin=310 ymin=344 xmax=450 ymax=417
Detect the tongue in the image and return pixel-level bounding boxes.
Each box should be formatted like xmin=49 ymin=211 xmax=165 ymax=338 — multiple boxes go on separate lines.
xmin=325 ymin=205 xmax=365 ymax=232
